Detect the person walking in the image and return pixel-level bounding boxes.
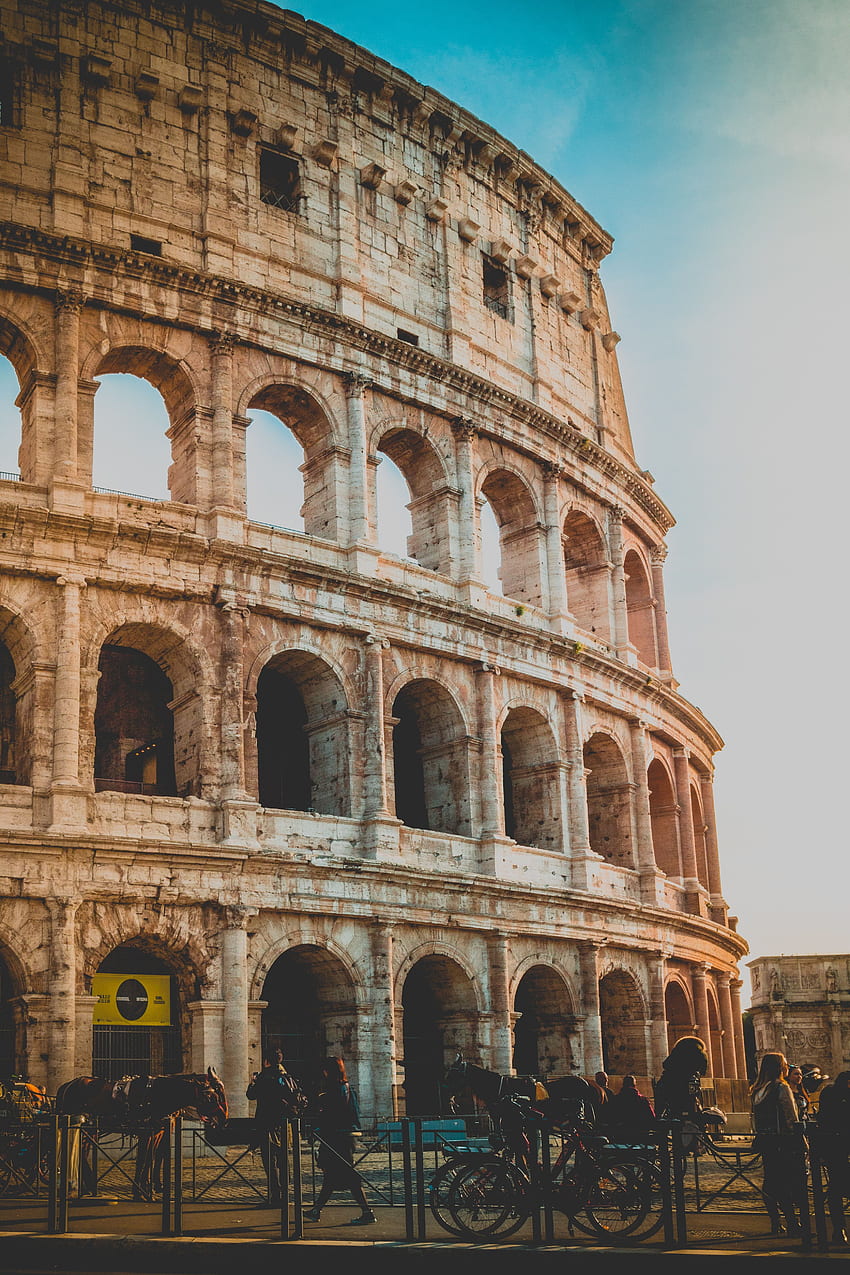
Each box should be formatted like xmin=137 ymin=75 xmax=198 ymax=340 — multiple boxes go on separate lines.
xmin=246 ymin=1049 xmax=302 ymax=1203
xmin=305 ymin=1056 xmax=375 ymax=1225
xmin=815 ymin=1070 xmax=850 ymax=1244
xmin=750 ymin=1051 xmax=804 ymax=1236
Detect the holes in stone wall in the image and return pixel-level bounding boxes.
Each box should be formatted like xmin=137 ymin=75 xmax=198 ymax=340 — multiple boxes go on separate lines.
xmin=482 ymin=254 xmax=512 ymax=321
xmin=599 ymin=971 xmax=648 ymax=1076
xmin=648 ymin=758 xmax=681 ymax=878
xmin=563 ymin=510 xmax=610 ymax=640
xmin=259 ymin=148 xmax=301 ymax=212
xmin=583 ymin=732 xmax=634 ymax=868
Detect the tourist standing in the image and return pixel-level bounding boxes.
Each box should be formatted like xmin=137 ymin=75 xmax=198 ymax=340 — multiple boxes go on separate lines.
xmin=305 ymin=1057 xmax=375 ymax=1226
xmin=751 ymin=1051 xmax=804 ymax=1236
xmin=816 ymin=1070 xmax=850 ymax=1244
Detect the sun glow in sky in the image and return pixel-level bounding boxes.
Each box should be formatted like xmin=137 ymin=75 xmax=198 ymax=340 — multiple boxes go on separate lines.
xmin=1 ymin=0 xmax=847 ymax=999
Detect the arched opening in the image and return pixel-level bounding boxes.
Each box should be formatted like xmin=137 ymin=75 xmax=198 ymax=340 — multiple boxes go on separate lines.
xmin=624 ymin=549 xmax=657 ymax=668
xmin=401 ymin=954 xmax=477 ymax=1116
xmin=648 ymin=758 xmax=681 ymax=877
xmin=563 ymin=510 xmax=611 ymax=641
xmin=260 ymin=945 xmax=357 ymax=1088
xmin=94 ymin=645 xmax=177 ymax=796
xmin=500 ymin=707 xmax=562 ymax=850
xmin=391 ymin=681 xmax=470 ymax=836
xmin=0 ymin=354 xmax=20 ymax=476
xmin=513 ymin=966 xmax=576 ymax=1078
xmin=691 ymin=785 xmax=710 ymax=890
xmin=245 ymin=407 xmax=305 ymax=532
xmin=479 ymin=469 xmax=544 ymax=608
xmin=92 ymin=373 xmax=172 ymax=500
xmin=707 ymin=987 xmax=724 ymax=1077
xmin=376 ymin=429 xmax=450 ymax=572
xmin=0 ymin=947 xmax=21 ymax=1076
xmin=599 ymin=970 xmax=648 ymax=1076
xmin=479 ymin=498 xmax=502 ymax=593
xmin=245 ymin=384 xmax=339 ymax=540
xmin=92 ymin=943 xmax=185 ymax=1079
xmin=0 ymin=639 xmax=17 ymax=784
xmin=255 ymin=650 xmax=350 ymax=816
xmin=665 ymin=981 xmax=695 ymax=1052
xmin=583 ymin=733 xmax=634 ymax=867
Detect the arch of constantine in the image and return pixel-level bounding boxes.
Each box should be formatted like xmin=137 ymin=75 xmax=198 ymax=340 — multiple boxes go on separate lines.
xmin=0 ymin=0 xmax=747 ymax=1116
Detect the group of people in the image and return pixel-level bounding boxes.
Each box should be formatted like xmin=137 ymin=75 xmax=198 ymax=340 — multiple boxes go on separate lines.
xmin=246 ymin=1051 xmax=375 ymax=1226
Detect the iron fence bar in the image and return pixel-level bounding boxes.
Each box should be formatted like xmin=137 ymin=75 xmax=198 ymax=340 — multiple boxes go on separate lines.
xmin=160 ymin=1118 xmax=172 ymax=1235
xmin=671 ymin=1123 xmax=687 ymax=1245
xmin=57 ymin=1116 xmax=71 ymax=1235
xmin=401 ymin=1119 xmax=414 ymax=1240
xmin=657 ymin=1128 xmax=674 ymax=1248
xmin=279 ymin=1120 xmax=290 ymax=1239
xmin=413 ymin=1118 xmax=426 ymax=1240
xmin=809 ymin=1133 xmax=829 ymax=1250
xmin=189 ymin=1132 xmax=265 ymax=1199
xmin=291 ymin=1118 xmax=303 ymax=1239
xmin=173 ymin=1117 xmax=183 ymax=1237
xmin=541 ymin=1126 xmax=554 ymax=1243
xmin=47 ymin=1115 xmax=59 ymax=1232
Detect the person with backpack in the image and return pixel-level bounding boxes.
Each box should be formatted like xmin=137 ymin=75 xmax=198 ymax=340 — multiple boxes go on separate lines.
xmin=305 ymin=1056 xmax=375 ymax=1225
xmin=246 ymin=1049 xmax=303 ymax=1204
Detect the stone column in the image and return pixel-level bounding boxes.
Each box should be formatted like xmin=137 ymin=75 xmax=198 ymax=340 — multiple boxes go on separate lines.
xmin=49 ymin=575 xmax=87 ymax=831
xmin=74 ymin=995 xmax=98 ymax=1077
xmin=629 ymin=718 xmax=665 ymax=905
xmin=209 ymin=333 xmax=236 ymax=511
xmin=53 ymin=289 xmax=83 ymax=482
xmin=188 ymin=1001 xmax=226 ymax=1074
xmin=650 ymin=545 xmax=674 ymax=679
xmin=673 ymin=748 xmax=701 ymax=900
xmin=452 ymin=419 xmax=480 ymax=585
xmin=542 ymin=462 xmax=569 ymax=626
xmin=700 ymin=773 xmax=728 ymax=923
xmin=691 ymin=964 xmax=712 ymax=1067
xmin=47 ymin=895 xmax=80 ymax=1095
xmin=487 ymin=932 xmax=513 ymax=1075
xmin=717 ymin=974 xmax=738 ymax=1080
xmin=579 ymin=942 xmax=604 ymax=1075
xmin=370 ymin=922 xmax=398 ymax=1115
xmin=220 ymin=907 xmax=254 ymax=1117
xmin=346 ymin=373 xmax=371 ymax=545
xmin=475 ymin=662 xmax=502 ymax=838
xmin=562 ymin=691 xmax=594 ymax=889
xmin=362 ymin=636 xmax=390 ymax=818
xmin=606 ymin=505 xmax=631 ymax=660
xmin=219 ymin=597 xmax=246 ymax=801
xmin=649 ymin=953 xmax=669 ymax=1077
xmin=728 ymin=979 xmax=747 ymax=1080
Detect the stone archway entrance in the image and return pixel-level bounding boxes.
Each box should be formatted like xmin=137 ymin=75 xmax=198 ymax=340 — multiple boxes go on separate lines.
xmin=92 ymin=944 xmax=183 ymax=1080
xmin=513 ymin=965 xmax=576 ymax=1077
xmin=401 ymin=955 xmax=478 ymax=1116
xmin=599 ymin=970 xmax=648 ymax=1076
xmin=0 ymin=948 xmax=20 ymax=1075
xmin=260 ymin=945 xmax=357 ymax=1088
xmin=665 ymin=981 xmax=695 ymax=1051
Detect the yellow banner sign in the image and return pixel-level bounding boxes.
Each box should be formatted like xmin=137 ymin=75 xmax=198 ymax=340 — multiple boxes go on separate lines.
xmin=92 ymin=974 xmax=171 ymax=1026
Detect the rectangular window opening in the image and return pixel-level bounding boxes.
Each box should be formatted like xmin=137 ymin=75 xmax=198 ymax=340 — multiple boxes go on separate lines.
xmin=483 ymin=255 xmax=512 ymax=321
xmin=260 ymin=148 xmax=301 ymax=213
xmin=130 ymin=234 xmax=163 ymax=256
xmin=397 ymin=329 xmax=419 ymax=346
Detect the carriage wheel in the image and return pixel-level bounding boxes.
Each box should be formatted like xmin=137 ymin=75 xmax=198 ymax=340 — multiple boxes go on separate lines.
xmin=584 ymin=1156 xmax=651 ymax=1239
xmin=447 ymin=1160 xmax=529 ymax=1239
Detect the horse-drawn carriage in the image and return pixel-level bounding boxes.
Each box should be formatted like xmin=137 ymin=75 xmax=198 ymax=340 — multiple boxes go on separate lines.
xmin=0 ymin=1077 xmax=53 ymax=1196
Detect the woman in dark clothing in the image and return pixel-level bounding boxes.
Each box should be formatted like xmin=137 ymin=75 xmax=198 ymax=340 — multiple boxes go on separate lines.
xmin=751 ymin=1051 xmax=804 ymax=1236
xmin=816 ymin=1070 xmax=850 ymax=1244
xmin=305 ymin=1057 xmax=375 ymax=1225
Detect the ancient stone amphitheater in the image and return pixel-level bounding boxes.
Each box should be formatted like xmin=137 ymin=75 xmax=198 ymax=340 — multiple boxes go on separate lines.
xmin=0 ymin=0 xmax=747 ymax=1117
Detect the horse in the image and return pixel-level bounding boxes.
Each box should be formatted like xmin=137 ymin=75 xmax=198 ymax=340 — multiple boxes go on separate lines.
xmin=445 ymin=1055 xmax=599 ymax=1130
xmin=55 ymin=1068 xmax=228 ymax=1200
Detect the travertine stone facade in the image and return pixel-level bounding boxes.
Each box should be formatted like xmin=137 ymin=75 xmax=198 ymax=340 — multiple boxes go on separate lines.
xmin=749 ymin=956 xmax=850 ymax=1080
xmin=0 ymin=0 xmax=747 ymax=1117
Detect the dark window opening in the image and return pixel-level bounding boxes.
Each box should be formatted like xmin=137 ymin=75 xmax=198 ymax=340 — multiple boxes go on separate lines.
xmin=483 ymin=255 xmax=511 ymax=321
xmin=0 ymin=641 xmax=17 ymax=785
xmin=260 ymin=148 xmax=301 ymax=213
xmin=130 ymin=234 xmax=162 ymax=256
xmin=397 ymin=328 xmax=419 ymax=346
xmin=392 ymin=701 xmax=428 ymax=830
xmin=501 ymin=738 xmax=516 ymax=840
xmin=0 ymin=65 xmax=17 ymax=129
xmin=94 ymin=645 xmax=177 ymax=796
xmin=256 ymin=667 xmax=311 ymax=810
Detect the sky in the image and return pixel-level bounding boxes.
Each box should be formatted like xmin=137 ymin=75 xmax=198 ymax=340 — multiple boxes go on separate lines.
xmin=2 ymin=0 xmax=848 ymax=998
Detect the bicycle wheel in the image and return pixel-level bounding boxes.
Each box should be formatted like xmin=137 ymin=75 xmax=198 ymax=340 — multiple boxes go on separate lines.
xmin=447 ymin=1160 xmax=529 ymax=1239
xmin=584 ymin=1156 xmax=650 ymax=1239
xmin=429 ymin=1158 xmax=478 ymax=1237
xmin=617 ymin=1156 xmax=665 ymax=1239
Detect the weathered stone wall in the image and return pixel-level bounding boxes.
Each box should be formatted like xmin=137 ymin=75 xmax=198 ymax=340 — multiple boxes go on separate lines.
xmin=0 ymin=0 xmax=747 ymax=1116
xmin=749 ymin=955 xmax=850 ymax=1081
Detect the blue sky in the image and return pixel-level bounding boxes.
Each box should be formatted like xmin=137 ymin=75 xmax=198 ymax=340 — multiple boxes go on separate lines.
xmin=2 ymin=0 xmax=848 ymax=995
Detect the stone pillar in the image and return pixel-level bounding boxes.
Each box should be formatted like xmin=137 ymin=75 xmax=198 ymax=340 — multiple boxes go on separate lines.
xmin=649 ymin=953 xmax=669 ymax=1077
xmin=717 ymin=975 xmax=738 ymax=1080
xmin=74 ymin=995 xmax=98 ymax=1076
xmin=220 ymin=907 xmax=253 ymax=1117
xmin=370 ymin=922 xmax=398 ymax=1116
xmin=247 ymin=1000 xmax=267 ymax=1088
xmin=650 ymin=545 xmax=675 ymax=680
xmin=209 ymin=333 xmax=235 ymax=511
xmin=188 ymin=1001 xmax=225 ymax=1075
xmin=606 ymin=505 xmax=631 ymax=660
xmin=218 ymin=597 xmax=247 ymax=801
xmin=673 ymin=749 xmax=702 ymax=902
xmin=579 ymin=942 xmax=604 ymax=1075
xmin=562 ymin=690 xmax=594 ymax=889
xmin=487 ymin=933 xmax=513 ymax=1075
xmin=346 ymin=373 xmax=371 ymax=545
xmin=49 ymin=575 xmax=87 ymax=831
xmin=629 ymin=719 xmax=665 ymax=905
xmin=728 ymin=979 xmax=747 ymax=1080
xmin=47 ymin=895 xmax=80 ymax=1095
xmin=700 ymin=773 xmax=728 ymax=923
xmin=542 ymin=463 xmax=569 ymax=627
xmin=475 ymin=662 xmax=502 ymax=838
xmin=53 ymin=289 xmax=83 ymax=482
xmin=452 ymin=419 xmax=480 ymax=586
xmin=691 ymin=964 xmax=712 ymax=1068
xmin=362 ymin=636 xmax=390 ymax=818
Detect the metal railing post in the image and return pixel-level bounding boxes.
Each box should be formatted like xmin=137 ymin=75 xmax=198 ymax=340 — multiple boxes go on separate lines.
xmin=809 ymin=1133 xmax=829 ymax=1250
xmin=57 ymin=1115 xmax=71 ymax=1235
xmin=414 ymin=1118 xmax=426 ymax=1240
xmin=47 ymin=1114 xmax=59 ymax=1233
xmin=291 ymin=1117 xmax=303 ymax=1239
xmin=540 ymin=1124 xmax=554 ymax=1243
xmin=173 ymin=1117 xmax=183 ymax=1237
xmin=658 ymin=1126 xmax=675 ymax=1248
xmin=671 ymin=1122 xmax=687 ymax=1245
xmin=160 ymin=1119 xmax=173 ymax=1235
xmin=401 ymin=1119 xmax=415 ymax=1240
xmin=280 ymin=1120 xmax=290 ymax=1240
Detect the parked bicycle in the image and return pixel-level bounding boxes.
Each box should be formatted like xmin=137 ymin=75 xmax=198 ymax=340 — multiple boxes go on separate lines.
xmin=0 ymin=1077 xmax=52 ymax=1196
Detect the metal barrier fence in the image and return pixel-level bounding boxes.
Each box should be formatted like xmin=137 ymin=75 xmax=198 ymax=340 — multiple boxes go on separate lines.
xmin=1 ymin=1114 xmax=846 ymax=1251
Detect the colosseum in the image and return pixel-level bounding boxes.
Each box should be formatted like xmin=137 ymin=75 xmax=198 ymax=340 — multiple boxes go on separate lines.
xmin=0 ymin=0 xmax=748 ymax=1118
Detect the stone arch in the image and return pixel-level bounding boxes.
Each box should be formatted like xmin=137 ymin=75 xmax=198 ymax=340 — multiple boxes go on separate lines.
xmin=0 ymin=601 xmax=39 ymax=786
xmin=499 ymin=703 xmax=562 ymax=850
xmin=690 ymin=782 xmax=710 ymax=891
xmin=624 ymin=547 xmax=657 ymax=668
xmin=562 ymin=507 xmax=611 ymax=641
xmin=400 ymin=949 xmax=480 ymax=1116
xmin=648 ymin=756 xmax=681 ymax=877
xmin=706 ymin=982 xmax=724 ymax=1077
xmin=389 ymin=677 xmax=471 ymax=836
xmin=253 ymin=646 xmax=352 ymax=816
xmin=478 ymin=465 xmax=545 ymax=608
xmin=0 ymin=931 xmax=31 ymax=1077
xmin=259 ymin=943 xmax=359 ymax=1084
xmin=512 ymin=963 xmax=577 ymax=1077
xmin=0 ymin=305 xmax=47 ymax=485
xmin=244 ymin=380 xmax=342 ymax=540
xmin=599 ymin=968 xmax=649 ymax=1076
xmin=88 ymin=620 xmax=210 ymax=800
xmin=375 ymin=424 xmax=452 ymax=572
xmin=583 ymin=731 xmax=634 ymax=867
xmin=664 ymin=978 xmax=695 ymax=1051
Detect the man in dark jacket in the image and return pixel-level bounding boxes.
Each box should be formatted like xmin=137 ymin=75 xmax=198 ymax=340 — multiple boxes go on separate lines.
xmin=817 ymin=1071 xmax=850 ymax=1244
xmin=247 ymin=1050 xmax=300 ymax=1203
